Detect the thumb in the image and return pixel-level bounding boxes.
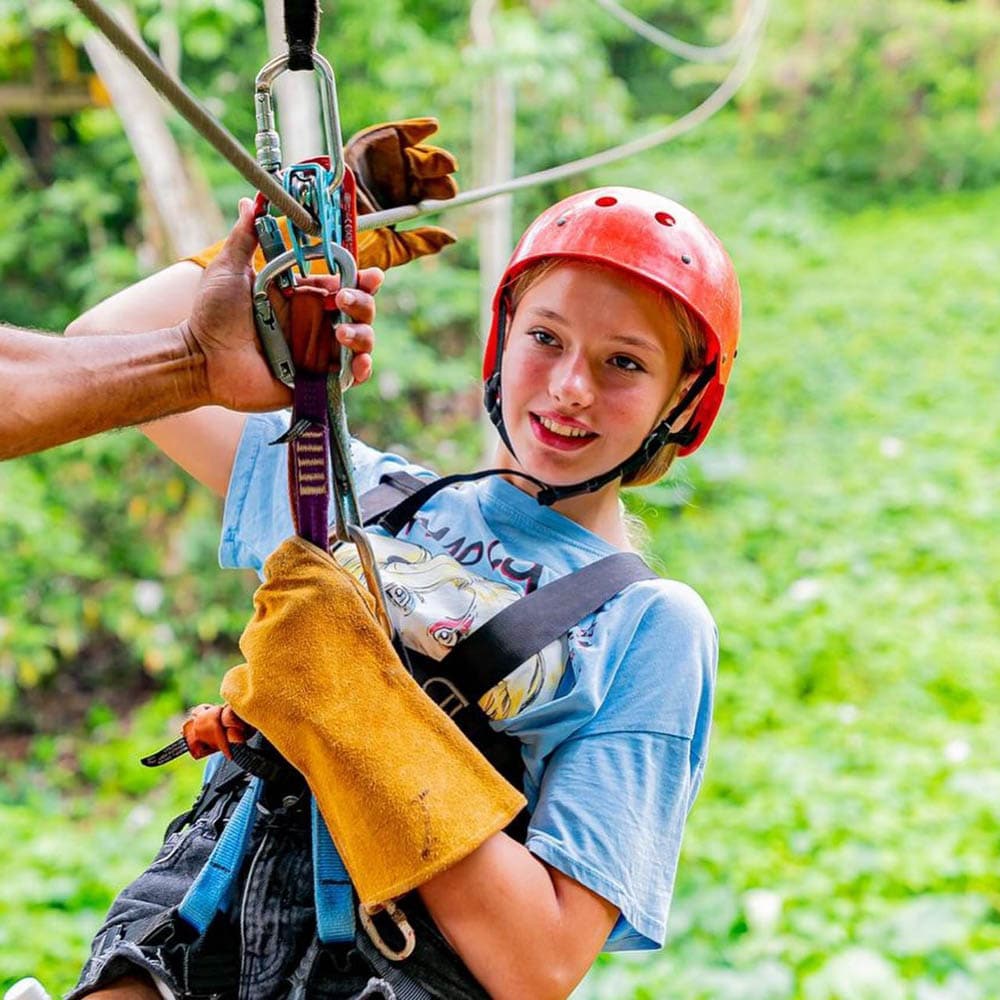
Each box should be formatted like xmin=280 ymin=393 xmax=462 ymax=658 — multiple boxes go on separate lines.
xmin=211 ymin=198 xmax=259 ymax=272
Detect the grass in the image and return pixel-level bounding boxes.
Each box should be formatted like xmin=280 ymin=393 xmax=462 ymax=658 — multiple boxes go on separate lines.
xmin=578 ymin=153 xmax=1000 ymax=997
xmin=2 ymin=148 xmax=998 ymax=996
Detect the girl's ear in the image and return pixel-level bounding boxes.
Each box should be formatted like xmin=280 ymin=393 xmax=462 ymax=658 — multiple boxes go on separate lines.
xmin=663 ymin=371 xmax=708 ymax=433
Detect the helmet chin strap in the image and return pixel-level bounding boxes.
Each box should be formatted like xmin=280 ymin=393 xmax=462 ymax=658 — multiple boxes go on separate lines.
xmin=483 ymin=296 xmax=716 ymax=506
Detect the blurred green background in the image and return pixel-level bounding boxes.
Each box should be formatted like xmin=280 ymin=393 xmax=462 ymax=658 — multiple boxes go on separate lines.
xmin=1 ymin=0 xmax=998 ymax=996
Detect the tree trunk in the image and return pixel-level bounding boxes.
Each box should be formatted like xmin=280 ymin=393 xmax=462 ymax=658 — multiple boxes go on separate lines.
xmin=81 ymin=6 xmax=223 ymax=260
xmin=32 ymin=32 xmax=56 ymax=183
xmin=471 ymin=0 xmax=515 ymax=461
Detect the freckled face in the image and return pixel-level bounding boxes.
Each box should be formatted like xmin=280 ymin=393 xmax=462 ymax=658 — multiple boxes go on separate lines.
xmin=497 ymin=263 xmax=687 ymax=486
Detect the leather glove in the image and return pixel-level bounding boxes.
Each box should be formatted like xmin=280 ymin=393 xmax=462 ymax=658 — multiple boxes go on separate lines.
xmin=187 ymin=117 xmax=458 ymax=273
xmin=220 ymin=537 xmax=525 ymax=906
xmin=344 ymin=117 xmax=457 ymax=268
xmin=346 ymin=117 xmax=458 ymax=211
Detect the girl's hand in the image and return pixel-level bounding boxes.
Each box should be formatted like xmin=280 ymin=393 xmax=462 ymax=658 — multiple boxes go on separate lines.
xmin=190 ymin=198 xmax=384 ymax=410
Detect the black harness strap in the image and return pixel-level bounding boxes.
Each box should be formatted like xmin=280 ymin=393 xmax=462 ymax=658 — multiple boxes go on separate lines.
xmin=440 ymin=552 xmax=657 ymax=700
xmin=358 ymin=471 xmax=656 ymax=700
xmin=283 ymin=0 xmax=320 ymax=70
xmin=374 ymin=468 xmax=552 ymax=536
xmin=359 ymin=471 xmax=431 ymax=527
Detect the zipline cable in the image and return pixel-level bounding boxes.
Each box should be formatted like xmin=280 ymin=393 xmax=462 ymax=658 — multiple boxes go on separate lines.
xmin=589 ymin=0 xmax=752 ymax=63
xmin=68 ymin=0 xmax=318 ymax=234
xmin=69 ymin=0 xmax=767 ymax=235
xmin=359 ymin=0 xmax=768 ymax=232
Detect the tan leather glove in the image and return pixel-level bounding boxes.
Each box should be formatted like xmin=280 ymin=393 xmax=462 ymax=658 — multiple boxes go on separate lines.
xmin=344 ymin=117 xmax=457 ymax=268
xmin=187 ymin=117 xmax=458 ymax=273
xmin=220 ymin=537 xmax=525 ymax=907
xmin=346 ymin=117 xmax=458 ymax=211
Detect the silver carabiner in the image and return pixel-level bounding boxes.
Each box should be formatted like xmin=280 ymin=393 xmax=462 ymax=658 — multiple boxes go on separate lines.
xmin=359 ymin=900 xmax=416 ymax=962
xmin=254 ymin=51 xmax=345 ymax=183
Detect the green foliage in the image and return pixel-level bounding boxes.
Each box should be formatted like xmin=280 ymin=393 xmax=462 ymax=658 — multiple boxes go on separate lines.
xmin=0 ymin=126 xmax=144 ymax=330
xmin=565 ymin=0 xmax=741 ymax=119
xmin=0 ymin=698 xmax=204 ymax=989
xmin=749 ymin=0 xmax=1000 ymax=203
xmin=3 ymin=1 xmax=1000 ymax=995
xmin=0 ymin=434 xmax=254 ymax=726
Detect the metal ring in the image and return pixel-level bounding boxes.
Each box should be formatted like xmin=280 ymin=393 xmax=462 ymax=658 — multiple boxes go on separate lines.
xmin=359 ymin=901 xmax=416 ymax=962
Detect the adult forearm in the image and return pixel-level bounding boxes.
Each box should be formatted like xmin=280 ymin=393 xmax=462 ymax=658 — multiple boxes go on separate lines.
xmin=2 ymin=324 xmax=208 ymax=459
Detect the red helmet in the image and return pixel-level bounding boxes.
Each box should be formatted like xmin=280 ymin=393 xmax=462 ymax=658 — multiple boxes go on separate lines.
xmin=484 ymin=186 xmax=741 ymax=456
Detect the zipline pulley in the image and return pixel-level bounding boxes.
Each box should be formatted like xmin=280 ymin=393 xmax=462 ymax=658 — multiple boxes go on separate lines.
xmin=247 ymin=43 xmax=392 ymax=638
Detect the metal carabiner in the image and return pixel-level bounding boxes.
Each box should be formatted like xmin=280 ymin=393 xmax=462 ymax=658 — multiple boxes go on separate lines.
xmin=249 ymin=47 xmax=391 ymax=635
xmin=359 ymin=900 xmax=417 ymax=962
xmin=254 ymin=51 xmax=345 ymax=184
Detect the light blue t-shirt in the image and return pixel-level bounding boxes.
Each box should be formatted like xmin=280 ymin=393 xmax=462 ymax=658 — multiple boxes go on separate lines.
xmin=220 ymin=413 xmax=717 ymax=951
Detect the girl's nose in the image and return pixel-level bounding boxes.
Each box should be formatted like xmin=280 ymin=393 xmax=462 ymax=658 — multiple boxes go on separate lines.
xmin=550 ymin=353 xmax=595 ymax=408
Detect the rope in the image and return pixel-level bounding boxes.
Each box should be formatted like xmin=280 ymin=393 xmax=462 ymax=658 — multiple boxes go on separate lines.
xmin=357 ymin=0 xmax=769 ymax=232
xmin=589 ymin=0 xmax=752 ymax=63
xmin=68 ymin=0 xmax=318 ymax=234
xmin=70 ymin=0 xmax=767 ymax=236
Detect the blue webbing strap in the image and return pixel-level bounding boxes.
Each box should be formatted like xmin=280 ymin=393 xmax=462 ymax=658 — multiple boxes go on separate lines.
xmin=177 ymin=776 xmax=263 ymax=933
xmin=202 ymin=751 xmax=224 ymax=785
xmin=176 ymin=777 xmax=354 ymax=941
xmin=312 ymin=798 xmax=355 ymax=942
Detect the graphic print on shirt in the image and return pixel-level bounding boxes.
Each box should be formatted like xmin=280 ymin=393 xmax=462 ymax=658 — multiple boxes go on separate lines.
xmin=334 ymin=533 xmax=566 ymax=721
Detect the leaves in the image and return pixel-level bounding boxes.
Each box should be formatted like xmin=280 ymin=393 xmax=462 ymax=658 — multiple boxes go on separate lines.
xmin=2 ymin=1 xmax=1000 ymax=996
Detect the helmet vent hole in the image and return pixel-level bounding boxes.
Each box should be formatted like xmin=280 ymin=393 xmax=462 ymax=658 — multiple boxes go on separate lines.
xmin=655 ymin=212 xmax=676 ymax=227
xmin=681 ymin=254 xmax=692 ymax=264
xmin=595 ymin=196 xmax=617 ymax=207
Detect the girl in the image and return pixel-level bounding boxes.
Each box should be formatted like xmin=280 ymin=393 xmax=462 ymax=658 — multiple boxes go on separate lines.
xmin=66 ymin=185 xmax=740 ymax=1000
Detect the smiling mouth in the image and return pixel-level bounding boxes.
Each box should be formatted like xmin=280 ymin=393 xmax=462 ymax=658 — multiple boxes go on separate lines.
xmin=537 ymin=414 xmax=592 ymax=438
xmin=530 ymin=413 xmax=598 ymax=450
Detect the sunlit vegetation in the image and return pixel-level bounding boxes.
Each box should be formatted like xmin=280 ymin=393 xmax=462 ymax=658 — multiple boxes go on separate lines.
xmin=2 ymin=0 xmax=998 ymax=995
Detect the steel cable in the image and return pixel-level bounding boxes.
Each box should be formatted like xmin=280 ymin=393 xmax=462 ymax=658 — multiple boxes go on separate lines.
xmin=68 ymin=0 xmax=318 ymax=233
xmin=589 ymin=0 xmax=753 ymax=63
xmin=69 ymin=0 xmax=767 ymax=234
xmin=359 ymin=0 xmax=768 ymax=231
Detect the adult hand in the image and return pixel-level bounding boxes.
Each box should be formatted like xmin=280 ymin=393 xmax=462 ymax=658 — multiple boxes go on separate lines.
xmin=182 ymin=198 xmax=383 ymax=411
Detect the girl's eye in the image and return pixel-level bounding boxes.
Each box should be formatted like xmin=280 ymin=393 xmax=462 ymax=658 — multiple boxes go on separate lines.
xmin=610 ymin=355 xmax=644 ymax=373
xmin=529 ymin=328 xmax=558 ymax=347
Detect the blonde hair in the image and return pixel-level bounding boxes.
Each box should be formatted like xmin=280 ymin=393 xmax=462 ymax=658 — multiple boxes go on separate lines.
xmin=506 ymin=259 xmax=706 ymax=487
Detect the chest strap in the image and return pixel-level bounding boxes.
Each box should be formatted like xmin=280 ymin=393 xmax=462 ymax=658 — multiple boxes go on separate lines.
xmin=359 ymin=471 xmax=658 ymax=703
xmin=438 ymin=551 xmax=656 ymax=701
